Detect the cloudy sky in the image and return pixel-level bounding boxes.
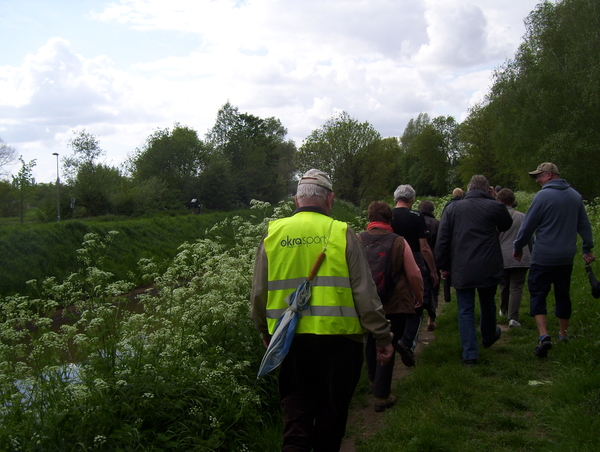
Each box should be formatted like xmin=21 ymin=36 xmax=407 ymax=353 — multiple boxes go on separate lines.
xmin=0 ymin=0 xmax=540 ymax=183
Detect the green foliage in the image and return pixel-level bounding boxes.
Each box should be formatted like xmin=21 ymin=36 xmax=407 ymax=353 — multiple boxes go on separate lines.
xmin=62 ymin=129 xmax=105 ymax=185
xmin=130 ymin=123 xmax=208 ymax=206
xmin=12 ymin=156 xmax=37 ymax=224
xmin=398 ymin=114 xmax=459 ymax=196
xmin=0 ymin=210 xmax=257 ymax=297
xmin=204 ymin=102 xmax=296 ymax=207
xmin=296 ymin=111 xmax=393 ymax=205
xmin=0 ymin=200 xmax=297 ymax=451
xmin=461 ymin=0 xmax=600 ymax=199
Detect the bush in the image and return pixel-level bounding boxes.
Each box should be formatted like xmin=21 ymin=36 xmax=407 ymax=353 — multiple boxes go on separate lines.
xmin=0 ymin=200 xmax=297 ymax=451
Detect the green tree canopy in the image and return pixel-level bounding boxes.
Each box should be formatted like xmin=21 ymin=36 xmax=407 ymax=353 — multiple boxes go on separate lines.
xmin=397 ymin=114 xmax=459 ymax=196
xmin=481 ymin=0 xmax=600 ymax=198
xmin=204 ymin=102 xmax=296 ymax=206
xmin=295 ymin=111 xmax=387 ymax=205
xmin=130 ymin=123 xmax=208 ymax=206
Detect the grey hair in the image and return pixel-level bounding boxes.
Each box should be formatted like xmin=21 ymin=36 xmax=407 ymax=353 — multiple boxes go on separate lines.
xmin=394 ymin=184 xmax=416 ymax=202
xmin=467 ymin=175 xmax=490 ymax=192
xmin=296 ymin=183 xmax=331 ymax=201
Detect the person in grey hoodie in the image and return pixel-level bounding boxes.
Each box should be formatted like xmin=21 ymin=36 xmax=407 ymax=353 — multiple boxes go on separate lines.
xmin=513 ymin=162 xmax=595 ymax=358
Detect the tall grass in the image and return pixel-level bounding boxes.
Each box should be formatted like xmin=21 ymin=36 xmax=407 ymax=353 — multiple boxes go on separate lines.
xmin=352 ymin=196 xmax=600 ymax=452
xmin=0 ymin=200 xmax=301 ymax=451
xmin=0 ymin=210 xmax=258 ymax=297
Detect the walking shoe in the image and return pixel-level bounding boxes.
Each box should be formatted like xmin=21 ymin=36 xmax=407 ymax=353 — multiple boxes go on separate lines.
xmin=462 ymin=358 xmax=477 ymax=367
xmin=482 ymin=326 xmax=501 ymax=348
xmin=508 ymin=319 xmax=522 ymax=328
xmin=534 ymin=335 xmax=552 ymax=357
xmin=374 ymin=395 xmax=397 ymax=412
xmin=395 ymin=340 xmax=416 ymax=367
xmin=558 ymin=334 xmax=570 ymax=343
xmin=427 ymin=322 xmax=437 ymax=331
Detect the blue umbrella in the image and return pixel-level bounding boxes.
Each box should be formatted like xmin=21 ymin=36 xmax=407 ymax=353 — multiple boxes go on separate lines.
xmin=257 ymin=251 xmax=326 ymax=378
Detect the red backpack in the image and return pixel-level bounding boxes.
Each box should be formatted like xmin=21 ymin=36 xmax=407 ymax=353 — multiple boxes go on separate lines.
xmin=358 ymin=232 xmax=401 ymax=303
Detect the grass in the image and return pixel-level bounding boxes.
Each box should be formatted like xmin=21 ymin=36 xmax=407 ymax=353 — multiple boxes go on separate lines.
xmin=352 ymin=257 xmax=600 ymax=452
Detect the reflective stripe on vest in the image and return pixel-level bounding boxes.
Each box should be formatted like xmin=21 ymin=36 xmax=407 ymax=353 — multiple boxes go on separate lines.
xmin=264 ymin=212 xmax=364 ymax=335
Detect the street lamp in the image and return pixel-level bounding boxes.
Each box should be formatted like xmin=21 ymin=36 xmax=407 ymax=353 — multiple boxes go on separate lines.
xmin=52 ymin=153 xmax=60 ymax=222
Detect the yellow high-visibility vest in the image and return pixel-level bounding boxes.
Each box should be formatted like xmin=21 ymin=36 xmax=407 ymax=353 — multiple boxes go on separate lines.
xmin=264 ymin=211 xmax=364 ymax=335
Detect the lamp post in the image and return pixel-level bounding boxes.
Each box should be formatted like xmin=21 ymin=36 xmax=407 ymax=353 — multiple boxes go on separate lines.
xmin=52 ymin=153 xmax=60 ymax=222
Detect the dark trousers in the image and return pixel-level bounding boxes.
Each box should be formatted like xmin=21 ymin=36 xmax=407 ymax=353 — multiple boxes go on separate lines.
xmin=279 ymin=335 xmax=363 ymax=452
xmin=443 ymin=274 xmax=452 ymax=302
xmin=402 ymin=252 xmax=429 ymax=350
xmin=528 ymin=263 xmax=573 ymax=319
xmin=499 ymin=267 xmax=528 ymax=321
xmin=365 ymin=313 xmax=408 ymax=398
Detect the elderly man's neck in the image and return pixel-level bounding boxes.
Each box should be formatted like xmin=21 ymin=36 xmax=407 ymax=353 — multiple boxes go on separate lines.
xmin=395 ymin=199 xmax=413 ymax=209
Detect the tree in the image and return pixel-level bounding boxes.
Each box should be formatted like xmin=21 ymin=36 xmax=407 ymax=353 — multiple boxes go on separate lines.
xmin=295 ymin=112 xmax=383 ymax=205
xmin=204 ymin=102 xmax=296 ymax=206
xmin=397 ymin=114 xmax=459 ymax=196
xmin=486 ymin=0 xmax=600 ymax=198
xmin=0 ymin=138 xmax=17 ymax=177
xmin=63 ymin=130 xmax=105 ymax=184
xmin=130 ymin=124 xmax=208 ymax=207
xmin=11 ymin=157 xmax=36 ymax=224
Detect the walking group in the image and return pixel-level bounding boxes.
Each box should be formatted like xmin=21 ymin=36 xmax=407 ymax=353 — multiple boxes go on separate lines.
xmin=250 ymin=162 xmax=595 ymax=451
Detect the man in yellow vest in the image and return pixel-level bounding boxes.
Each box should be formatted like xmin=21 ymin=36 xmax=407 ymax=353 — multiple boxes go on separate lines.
xmin=251 ymin=169 xmax=394 ymax=451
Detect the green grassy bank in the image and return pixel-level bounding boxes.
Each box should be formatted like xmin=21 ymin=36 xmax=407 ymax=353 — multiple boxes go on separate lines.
xmin=0 ymin=210 xmax=259 ymax=297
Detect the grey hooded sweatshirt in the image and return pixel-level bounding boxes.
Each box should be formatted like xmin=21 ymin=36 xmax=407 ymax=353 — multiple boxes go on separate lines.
xmin=513 ymin=179 xmax=593 ymax=266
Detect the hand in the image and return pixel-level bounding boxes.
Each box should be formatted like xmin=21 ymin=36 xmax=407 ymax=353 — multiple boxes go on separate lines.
xmin=414 ymin=298 xmax=423 ymax=309
xmin=262 ymin=334 xmax=271 ymax=347
xmin=584 ymin=253 xmax=596 ymax=265
xmin=376 ymin=344 xmax=394 ymax=365
xmin=513 ymin=251 xmax=523 ymax=262
xmin=440 ymin=270 xmax=449 ymax=279
xmin=430 ymin=272 xmax=439 ymax=287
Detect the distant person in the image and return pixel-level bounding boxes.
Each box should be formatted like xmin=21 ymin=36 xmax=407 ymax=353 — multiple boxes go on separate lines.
xmin=358 ymin=201 xmax=423 ymax=412
xmin=441 ymin=188 xmax=464 ymax=303
xmin=250 ymin=169 xmax=393 ymax=451
xmin=513 ymin=162 xmax=595 ymax=358
xmin=436 ymin=175 xmax=513 ymax=365
xmin=497 ymin=188 xmax=530 ymax=327
xmin=418 ymin=200 xmax=440 ymax=331
xmin=391 ymin=185 xmax=438 ymax=367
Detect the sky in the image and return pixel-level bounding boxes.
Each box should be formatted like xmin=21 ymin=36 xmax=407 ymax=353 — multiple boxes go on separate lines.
xmin=0 ymin=0 xmax=541 ymax=183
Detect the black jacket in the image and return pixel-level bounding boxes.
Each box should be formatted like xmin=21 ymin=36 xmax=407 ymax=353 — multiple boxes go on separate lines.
xmin=435 ymin=189 xmax=513 ymax=289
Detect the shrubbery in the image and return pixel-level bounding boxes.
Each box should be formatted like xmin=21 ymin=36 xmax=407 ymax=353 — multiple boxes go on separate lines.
xmin=0 ymin=200 xmax=293 ymax=451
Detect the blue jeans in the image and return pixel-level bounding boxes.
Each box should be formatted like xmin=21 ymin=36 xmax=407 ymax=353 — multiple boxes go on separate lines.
xmin=455 ymin=286 xmax=498 ymax=360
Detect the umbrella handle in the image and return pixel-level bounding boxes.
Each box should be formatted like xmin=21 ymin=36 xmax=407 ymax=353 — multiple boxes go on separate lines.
xmin=308 ymin=252 xmax=326 ymax=281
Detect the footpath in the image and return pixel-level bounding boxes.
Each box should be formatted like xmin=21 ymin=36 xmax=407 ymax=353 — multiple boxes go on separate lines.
xmin=340 ymin=323 xmax=436 ymax=452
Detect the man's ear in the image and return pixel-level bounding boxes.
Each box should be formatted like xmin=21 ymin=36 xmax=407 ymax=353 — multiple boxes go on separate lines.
xmin=294 ymin=195 xmax=300 ymax=208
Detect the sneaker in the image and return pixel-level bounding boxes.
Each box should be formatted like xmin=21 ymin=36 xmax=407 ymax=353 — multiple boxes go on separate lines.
xmin=395 ymin=340 xmax=416 ymax=367
xmin=558 ymin=334 xmax=570 ymax=343
xmin=427 ymin=322 xmax=437 ymax=331
xmin=374 ymin=395 xmax=397 ymax=412
xmin=462 ymin=358 xmax=477 ymax=367
xmin=508 ymin=319 xmax=522 ymax=328
xmin=482 ymin=326 xmax=501 ymax=348
xmin=535 ymin=335 xmax=552 ymax=357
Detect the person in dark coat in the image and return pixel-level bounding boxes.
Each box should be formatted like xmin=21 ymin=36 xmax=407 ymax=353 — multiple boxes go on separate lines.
xmin=418 ymin=200 xmax=440 ymax=331
xmin=441 ymin=188 xmax=464 ymax=303
xmin=435 ymin=176 xmax=513 ymax=365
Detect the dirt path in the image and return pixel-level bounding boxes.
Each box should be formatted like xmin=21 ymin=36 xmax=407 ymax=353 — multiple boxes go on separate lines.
xmin=339 ymin=324 xmax=437 ymax=452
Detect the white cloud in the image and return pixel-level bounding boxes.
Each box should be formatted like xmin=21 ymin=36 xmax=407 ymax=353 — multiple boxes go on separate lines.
xmin=0 ymin=0 xmax=540 ymax=182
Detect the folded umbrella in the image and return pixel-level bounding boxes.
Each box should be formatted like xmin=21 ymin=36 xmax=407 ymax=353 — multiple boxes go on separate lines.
xmin=257 ymin=251 xmax=326 ymax=378
xmin=585 ymin=264 xmax=600 ymax=299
